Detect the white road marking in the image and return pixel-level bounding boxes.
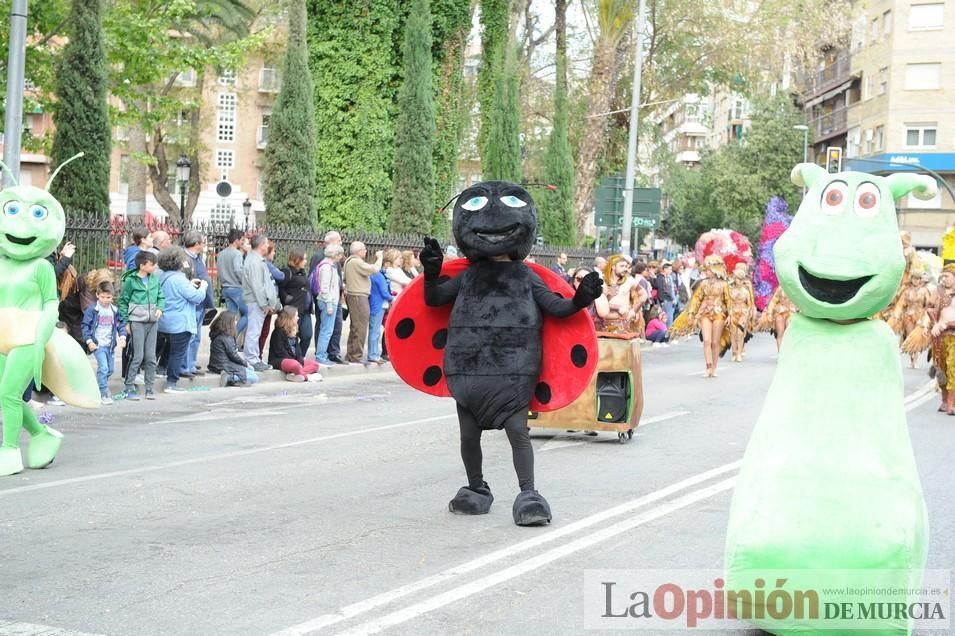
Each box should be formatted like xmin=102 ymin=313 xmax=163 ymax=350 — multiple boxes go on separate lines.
xmin=0 ymin=621 xmax=106 ymax=636
xmin=637 ymin=410 xmax=690 ymax=427
xmin=538 ymin=437 xmax=586 ymax=452
xmin=335 ymin=478 xmax=738 ymax=636
xmin=152 ymin=408 xmax=289 ymax=425
xmin=267 ymin=460 xmax=742 ymax=636
xmin=686 ymin=366 xmax=734 ymax=376
xmin=0 ymin=414 xmax=456 ymax=498
xmin=903 ymin=380 xmax=935 ymax=405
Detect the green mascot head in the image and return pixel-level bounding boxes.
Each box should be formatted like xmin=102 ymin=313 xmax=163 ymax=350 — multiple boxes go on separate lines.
xmin=774 ymin=163 xmax=937 ymax=321
xmin=0 ymin=153 xmax=82 ymax=262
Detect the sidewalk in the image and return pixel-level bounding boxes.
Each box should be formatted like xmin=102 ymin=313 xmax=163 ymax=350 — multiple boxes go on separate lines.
xmin=100 ymin=320 xmax=392 ymax=396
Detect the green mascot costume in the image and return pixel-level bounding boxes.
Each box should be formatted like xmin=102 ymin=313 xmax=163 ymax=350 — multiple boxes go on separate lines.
xmin=724 ymin=163 xmax=934 ymax=634
xmin=0 ymin=153 xmax=100 ymax=477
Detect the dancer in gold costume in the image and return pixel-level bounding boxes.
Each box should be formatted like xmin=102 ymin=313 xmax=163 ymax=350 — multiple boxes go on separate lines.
xmin=672 ymin=255 xmax=731 ymax=377
xmin=757 ymin=285 xmax=798 ymax=352
xmin=727 ymin=263 xmax=756 ymax=362
xmin=893 ymin=271 xmax=933 ymax=367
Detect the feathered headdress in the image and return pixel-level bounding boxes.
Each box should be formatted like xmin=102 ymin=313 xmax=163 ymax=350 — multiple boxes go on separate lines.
xmin=752 ymin=197 xmax=793 ymax=311
xmin=694 ymin=228 xmax=753 ymax=279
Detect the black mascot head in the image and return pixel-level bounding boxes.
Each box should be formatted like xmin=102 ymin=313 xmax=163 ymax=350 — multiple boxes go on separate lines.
xmin=452 ymin=181 xmax=537 ymax=262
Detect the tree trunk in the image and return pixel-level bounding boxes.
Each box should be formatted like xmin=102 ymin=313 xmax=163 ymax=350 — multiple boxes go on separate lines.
xmin=125 ymin=103 xmax=148 ymax=222
xmin=573 ymin=37 xmax=619 ymax=241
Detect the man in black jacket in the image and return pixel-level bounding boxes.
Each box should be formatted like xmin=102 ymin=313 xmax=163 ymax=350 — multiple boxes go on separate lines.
xmin=655 ymin=261 xmax=676 ymax=325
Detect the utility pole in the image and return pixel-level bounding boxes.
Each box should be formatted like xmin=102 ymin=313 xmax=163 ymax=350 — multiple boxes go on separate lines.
xmin=620 ymin=0 xmax=647 ymax=257
xmin=2 ymin=0 xmax=28 ymax=188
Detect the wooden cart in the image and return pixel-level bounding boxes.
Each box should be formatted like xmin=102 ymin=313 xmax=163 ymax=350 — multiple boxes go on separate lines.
xmin=529 ymin=333 xmax=644 ymax=443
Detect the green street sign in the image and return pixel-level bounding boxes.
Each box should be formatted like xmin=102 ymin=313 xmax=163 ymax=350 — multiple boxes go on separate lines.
xmin=633 ymin=217 xmax=658 ymax=228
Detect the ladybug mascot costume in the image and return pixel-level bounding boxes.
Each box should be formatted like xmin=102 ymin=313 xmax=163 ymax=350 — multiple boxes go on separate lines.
xmin=387 ymin=181 xmax=602 ymax=526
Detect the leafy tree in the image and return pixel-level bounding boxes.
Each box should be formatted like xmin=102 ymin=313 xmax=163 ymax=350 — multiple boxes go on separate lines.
xmin=477 ymin=0 xmax=509 ymax=170
xmin=389 ymin=0 xmax=435 ymax=234
xmin=49 ymin=0 xmax=111 ymax=213
xmin=661 ymin=95 xmax=809 ymax=246
xmin=540 ymin=0 xmax=575 ymax=245
xmin=431 ymin=0 xmax=474 ymax=235
xmin=308 ymin=0 xmax=401 ymax=230
xmin=264 ymin=0 xmax=317 ymax=227
xmin=483 ymin=52 xmax=521 ymax=182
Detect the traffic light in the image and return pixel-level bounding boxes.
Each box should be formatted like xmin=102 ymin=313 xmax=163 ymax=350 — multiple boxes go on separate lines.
xmin=826 ymin=147 xmax=843 ymax=174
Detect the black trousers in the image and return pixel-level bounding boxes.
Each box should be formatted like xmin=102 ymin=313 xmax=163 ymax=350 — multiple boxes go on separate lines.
xmin=457 ymin=403 xmax=535 ymax=492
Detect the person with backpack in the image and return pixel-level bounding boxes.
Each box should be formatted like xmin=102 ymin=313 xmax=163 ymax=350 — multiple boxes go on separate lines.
xmin=280 ymin=248 xmax=313 ymax=359
xmin=313 ymin=244 xmax=345 ymax=367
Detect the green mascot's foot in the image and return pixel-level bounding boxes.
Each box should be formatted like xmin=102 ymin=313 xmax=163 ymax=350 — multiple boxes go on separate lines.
xmin=0 ymin=447 xmax=24 ymax=476
xmin=25 ymin=426 xmax=63 ymax=469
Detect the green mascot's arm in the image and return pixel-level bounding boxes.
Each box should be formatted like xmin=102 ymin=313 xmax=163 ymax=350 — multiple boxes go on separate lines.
xmin=33 ymin=258 xmax=59 ymax=390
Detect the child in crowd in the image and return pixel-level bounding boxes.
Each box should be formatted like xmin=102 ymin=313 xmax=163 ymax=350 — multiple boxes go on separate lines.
xmin=119 ymin=251 xmax=164 ymax=400
xmin=82 ymin=282 xmax=127 ymax=404
xmin=123 ymin=228 xmax=152 ymax=272
xmin=208 ymin=311 xmax=257 ymax=387
xmin=645 ymin=306 xmax=670 ymax=346
xmin=268 ymin=307 xmax=321 ymax=382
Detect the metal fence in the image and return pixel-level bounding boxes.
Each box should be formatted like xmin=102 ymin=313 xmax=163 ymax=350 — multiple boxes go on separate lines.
xmin=63 ymin=213 xmax=598 ymax=283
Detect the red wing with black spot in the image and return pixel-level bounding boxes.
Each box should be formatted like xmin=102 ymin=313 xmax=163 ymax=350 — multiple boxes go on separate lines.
xmin=385 ymin=259 xmax=598 ymax=411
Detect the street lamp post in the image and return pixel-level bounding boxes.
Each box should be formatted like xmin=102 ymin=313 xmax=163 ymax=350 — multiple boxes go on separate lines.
xmin=243 ymin=197 xmax=252 ymax=229
xmin=793 ymin=124 xmax=809 ymax=197
xmin=175 ymin=155 xmax=191 ymax=218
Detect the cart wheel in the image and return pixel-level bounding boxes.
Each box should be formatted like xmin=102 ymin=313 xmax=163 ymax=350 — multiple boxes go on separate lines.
xmin=617 ymin=432 xmax=626 ymax=444
xmin=627 ymin=429 xmax=634 ymax=440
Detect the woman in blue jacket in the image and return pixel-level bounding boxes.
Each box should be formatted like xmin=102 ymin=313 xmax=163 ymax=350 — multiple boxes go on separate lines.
xmin=157 ymin=248 xmax=208 ymax=393
xmin=367 ymin=269 xmax=393 ymax=365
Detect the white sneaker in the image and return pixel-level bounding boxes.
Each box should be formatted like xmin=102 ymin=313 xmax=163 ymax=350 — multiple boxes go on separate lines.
xmin=101 ymin=396 xmax=114 ymax=405
xmin=285 ymin=373 xmax=306 ymax=383
xmin=306 ymin=373 xmax=323 ymax=382
xmin=47 ymin=396 xmax=65 ymax=406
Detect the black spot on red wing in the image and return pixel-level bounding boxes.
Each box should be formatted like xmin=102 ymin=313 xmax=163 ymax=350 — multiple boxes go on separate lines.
xmin=535 ymin=382 xmax=552 ymax=404
xmin=423 ymin=366 xmax=443 ymax=386
xmin=395 ymin=318 xmax=415 ymax=339
xmin=432 ymin=329 xmax=448 ymax=349
xmin=570 ymin=344 xmax=588 ymax=368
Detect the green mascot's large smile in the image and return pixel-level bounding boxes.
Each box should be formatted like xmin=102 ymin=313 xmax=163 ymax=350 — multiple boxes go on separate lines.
xmin=797 ymin=266 xmax=872 ymax=305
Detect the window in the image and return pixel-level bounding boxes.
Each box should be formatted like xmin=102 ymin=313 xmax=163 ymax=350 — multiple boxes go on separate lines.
xmin=731 ymin=96 xmax=747 ymax=120
xmin=215 ymin=149 xmax=235 ymax=181
xmin=259 ymin=64 xmax=280 ymax=92
xmin=211 ymin=202 xmax=235 ymax=224
xmin=904 ymin=63 xmax=941 ymax=90
xmin=685 ymin=103 xmax=700 ymax=123
xmin=864 ymin=129 xmax=873 ymax=154
xmin=883 ymin=10 xmax=893 ymax=34
xmin=216 ymin=92 xmax=237 ymax=143
xmin=905 ymin=124 xmax=937 ymax=147
xmin=257 ymin=111 xmax=270 ymax=148
xmin=218 ymin=68 xmax=237 ymax=87
xmin=909 ymin=3 xmax=944 ymax=30
xmin=871 ymin=17 xmax=880 ymax=42
xmin=847 ymin=127 xmax=861 ymax=158
xmin=879 ymin=67 xmax=888 ymax=94
xmin=852 ymin=16 xmax=866 ymax=51
xmin=118 ymin=155 xmax=129 ymax=195
xmin=173 ymin=69 xmax=196 ymax=87
xmin=863 ymin=74 xmax=872 ymax=100
xmin=875 ymin=125 xmax=884 ymax=150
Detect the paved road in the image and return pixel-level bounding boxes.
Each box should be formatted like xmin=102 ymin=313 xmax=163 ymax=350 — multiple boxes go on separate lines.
xmin=0 ymin=336 xmax=951 ymax=635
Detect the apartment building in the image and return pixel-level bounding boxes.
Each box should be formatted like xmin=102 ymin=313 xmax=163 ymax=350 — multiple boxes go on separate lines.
xmin=794 ymin=47 xmax=859 ymax=166
xmin=845 ymin=0 xmax=955 ymax=249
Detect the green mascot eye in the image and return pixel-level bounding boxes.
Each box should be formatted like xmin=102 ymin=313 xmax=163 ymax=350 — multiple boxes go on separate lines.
xmin=4 ymin=201 xmax=21 ymax=216
xmin=30 ymin=205 xmax=48 ymax=220
xmin=461 ymin=196 xmax=488 ymax=211
xmin=500 ymin=195 xmax=527 ymax=208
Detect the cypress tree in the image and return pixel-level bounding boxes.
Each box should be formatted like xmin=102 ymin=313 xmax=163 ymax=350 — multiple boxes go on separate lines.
xmin=483 ymin=55 xmax=521 ymax=182
xmin=389 ymin=0 xmax=435 ymax=234
xmin=264 ymin=0 xmax=317 ymax=227
xmin=541 ymin=0 xmax=576 ymax=244
xmin=477 ymin=0 xmax=508 ymax=170
xmin=49 ymin=0 xmax=111 ymax=214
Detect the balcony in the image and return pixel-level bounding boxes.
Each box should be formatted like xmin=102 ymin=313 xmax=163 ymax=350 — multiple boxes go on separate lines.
xmin=797 ymin=51 xmax=852 ymax=101
xmin=258 ymin=68 xmax=280 ymax=93
xmin=256 ymin=125 xmax=269 ymax=149
xmin=810 ymin=106 xmax=848 ymax=142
